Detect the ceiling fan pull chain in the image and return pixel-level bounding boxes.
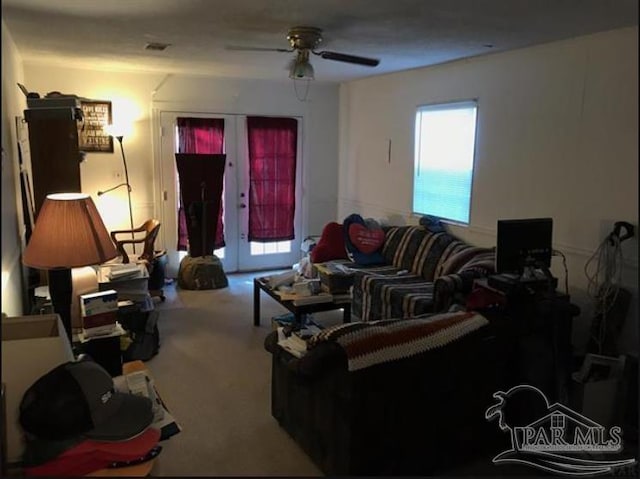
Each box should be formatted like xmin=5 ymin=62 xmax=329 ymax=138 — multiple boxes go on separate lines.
xmin=293 ymin=78 xmax=311 ymax=102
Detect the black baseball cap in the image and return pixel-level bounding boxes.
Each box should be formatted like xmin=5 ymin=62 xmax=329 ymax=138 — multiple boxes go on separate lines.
xmin=19 ymin=360 xmax=153 ymax=441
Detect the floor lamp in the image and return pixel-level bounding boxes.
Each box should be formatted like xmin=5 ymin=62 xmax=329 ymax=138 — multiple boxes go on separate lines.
xmin=22 ymin=193 xmax=118 ymax=341
xmin=98 ymin=132 xmax=135 ymax=254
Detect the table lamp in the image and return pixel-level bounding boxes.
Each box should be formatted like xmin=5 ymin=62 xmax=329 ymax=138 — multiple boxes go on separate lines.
xmin=22 ymin=193 xmax=118 ymax=341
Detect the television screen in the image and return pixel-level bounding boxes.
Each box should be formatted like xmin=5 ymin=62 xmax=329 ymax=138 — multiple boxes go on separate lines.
xmin=496 ymin=218 xmax=553 ymax=274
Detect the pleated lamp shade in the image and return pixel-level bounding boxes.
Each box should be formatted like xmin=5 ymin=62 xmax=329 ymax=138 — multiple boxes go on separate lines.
xmin=23 ymin=193 xmax=118 ymax=269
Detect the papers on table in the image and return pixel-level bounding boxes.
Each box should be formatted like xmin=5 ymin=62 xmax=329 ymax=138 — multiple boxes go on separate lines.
xmin=265 ymin=270 xmax=297 ymax=289
xmin=275 ymin=290 xmax=333 ymax=306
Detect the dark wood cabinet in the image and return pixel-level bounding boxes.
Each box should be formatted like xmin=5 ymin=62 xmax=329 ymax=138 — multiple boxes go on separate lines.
xmin=24 ymin=107 xmax=83 ymax=217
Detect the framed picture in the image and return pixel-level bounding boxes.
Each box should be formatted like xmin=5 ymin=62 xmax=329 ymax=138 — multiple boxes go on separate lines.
xmin=79 ymin=100 xmax=113 ymax=152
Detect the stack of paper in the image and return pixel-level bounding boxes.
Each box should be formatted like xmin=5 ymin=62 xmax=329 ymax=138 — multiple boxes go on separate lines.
xmin=276 ymin=327 xmax=308 ymax=358
xmin=107 ymin=264 xmax=142 ymax=280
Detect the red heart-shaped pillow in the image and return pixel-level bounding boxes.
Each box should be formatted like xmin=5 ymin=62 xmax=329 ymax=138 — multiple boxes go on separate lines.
xmin=348 ymin=223 xmax=385 ymax=254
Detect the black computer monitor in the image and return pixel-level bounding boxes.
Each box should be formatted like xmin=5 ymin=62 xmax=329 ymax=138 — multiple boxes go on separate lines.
xmin=496 ymin=218 xmax=553 ymax=275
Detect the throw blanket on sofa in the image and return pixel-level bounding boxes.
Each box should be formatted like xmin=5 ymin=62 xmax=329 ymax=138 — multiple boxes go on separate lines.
xmin=308 ymin=311 xmax=489 ymax=372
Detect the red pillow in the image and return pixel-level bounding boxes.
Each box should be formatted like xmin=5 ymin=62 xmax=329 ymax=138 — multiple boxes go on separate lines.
xmin=348 ymin=223 xmax=385 ymax=254
xmin=310 ymin=222 xmax=348 ymax=263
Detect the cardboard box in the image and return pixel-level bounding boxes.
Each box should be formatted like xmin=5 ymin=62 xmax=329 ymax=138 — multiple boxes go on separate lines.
xmin=314 ymin=262 xmax=355 ymax=293
xmin=1 ymin=314 xmax=75 ymax=464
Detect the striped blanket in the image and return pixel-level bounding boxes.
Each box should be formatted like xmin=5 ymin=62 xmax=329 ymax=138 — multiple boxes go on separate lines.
xmin=308 ymin=311 xmax=488 ymax=372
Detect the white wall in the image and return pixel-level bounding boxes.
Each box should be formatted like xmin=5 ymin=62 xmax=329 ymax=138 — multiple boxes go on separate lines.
xmin=150 ymin=74 xmax=339 ymax=238
xmin=23 ymin=64 xmax=162 ymax=233
xmin=22 ymin=65 xmax=340 ymax=258
xmin=338 ymin=27 xmax=639 ymax=354
xmin=1 ymin=20 xmax=27 ymax=316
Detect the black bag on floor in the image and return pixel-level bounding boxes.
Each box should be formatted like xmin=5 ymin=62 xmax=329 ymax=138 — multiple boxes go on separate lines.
xmin=177 ymin=254 xmax=228 ymax=290
xmin=120 ymin=310 xmax=160 ymax=361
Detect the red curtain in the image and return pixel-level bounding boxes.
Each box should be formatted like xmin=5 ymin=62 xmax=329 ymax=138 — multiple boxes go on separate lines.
xmin=246 ymin=116 xmax=297 ymax=242
xmin=176 ymin=117 xmax=225 ymax=250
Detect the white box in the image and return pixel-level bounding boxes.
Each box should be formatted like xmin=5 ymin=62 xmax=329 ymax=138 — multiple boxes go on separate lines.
xmin=1 ymin=314 xmax=75 ymax=464
xmin=71 ymin=266 xmax=99 ymax=330
xmin=80 ymin=289 xmax=118 ymax=317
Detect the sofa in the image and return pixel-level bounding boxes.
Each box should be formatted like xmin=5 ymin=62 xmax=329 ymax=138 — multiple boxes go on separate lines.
xmin=351 ymin=224 xmax=496 ymax=321
xmin=264 ymin=311 xmax=513 ymax=475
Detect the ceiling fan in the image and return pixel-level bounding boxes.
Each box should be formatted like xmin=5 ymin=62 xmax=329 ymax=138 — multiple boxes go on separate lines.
xmin=226 ymin=26 xmax=380 ymax=79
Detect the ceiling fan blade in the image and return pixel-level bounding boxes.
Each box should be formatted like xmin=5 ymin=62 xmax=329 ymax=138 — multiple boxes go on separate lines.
xmin=225 ymin=45 xmax=291 ymax=53
xmin=315 ymin=51 xmax=380 ymax=67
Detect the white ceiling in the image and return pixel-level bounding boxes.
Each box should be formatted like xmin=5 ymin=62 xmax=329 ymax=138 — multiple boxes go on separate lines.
xmin=2 ymin=0 xmax=638 ymax=83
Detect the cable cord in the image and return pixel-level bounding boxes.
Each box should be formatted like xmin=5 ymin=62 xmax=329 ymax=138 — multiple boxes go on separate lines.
xmin=584 ymin=234 xmax=623 ymax=353
xmin=293 ymin=78 xmax=311 ymax=102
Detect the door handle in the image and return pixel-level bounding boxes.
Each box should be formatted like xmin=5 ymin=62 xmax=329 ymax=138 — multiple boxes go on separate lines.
xmin=240 ymin=203 xmax=247 ymax=208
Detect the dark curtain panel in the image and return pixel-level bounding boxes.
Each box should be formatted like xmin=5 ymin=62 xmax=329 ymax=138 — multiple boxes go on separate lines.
xmin=247 ymin=116 xmax=298 ymax=242
xmin=176 ymin=117 xmax=225 ymax=250
xmin=175 ymin=154 xmax=226 ymax=257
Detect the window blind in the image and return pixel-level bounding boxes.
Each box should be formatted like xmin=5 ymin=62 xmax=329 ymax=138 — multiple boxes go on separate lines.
xmin=413 ymin=101 xmax=477 ymax=224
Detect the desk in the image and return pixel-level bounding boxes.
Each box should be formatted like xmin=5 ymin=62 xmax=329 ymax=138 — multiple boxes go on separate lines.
xmin=253 ymin=277 xmax=351 ymax=327
xmin=473 ymin=278 xmax=580 ymax=404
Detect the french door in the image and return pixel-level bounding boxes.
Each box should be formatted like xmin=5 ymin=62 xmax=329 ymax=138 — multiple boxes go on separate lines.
xmin=159 ymin=111 xmax=302 ymax=276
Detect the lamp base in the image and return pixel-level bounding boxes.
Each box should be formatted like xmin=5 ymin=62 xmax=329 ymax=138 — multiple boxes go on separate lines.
xmin=48 ymin=268 xmax=73 ymax=342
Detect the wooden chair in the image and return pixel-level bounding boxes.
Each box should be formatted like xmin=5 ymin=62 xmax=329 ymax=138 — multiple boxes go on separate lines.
xmin=110 ymin=219 xmax=166 ymax=301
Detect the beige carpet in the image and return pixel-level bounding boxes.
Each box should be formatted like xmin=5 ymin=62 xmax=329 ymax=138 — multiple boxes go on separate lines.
xmin=144 ymin=272 xmax=343 ymax=476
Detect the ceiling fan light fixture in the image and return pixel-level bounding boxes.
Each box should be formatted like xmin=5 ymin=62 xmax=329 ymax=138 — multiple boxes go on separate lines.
xmin=290 ymin=59 xmax=314 ymax=80
xmin=289 ymin=50 xmax=314 ymax=80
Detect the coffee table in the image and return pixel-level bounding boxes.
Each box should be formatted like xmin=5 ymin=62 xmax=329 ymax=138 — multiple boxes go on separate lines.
xmin=253 ymin=277 xmax=351 ymax=326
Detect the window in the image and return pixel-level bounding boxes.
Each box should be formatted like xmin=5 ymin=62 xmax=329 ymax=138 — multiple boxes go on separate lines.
xmin=413 ymin=100 xmax=478 ymax=224
xmin=250 ymin=240 xmax=292 ymax=256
